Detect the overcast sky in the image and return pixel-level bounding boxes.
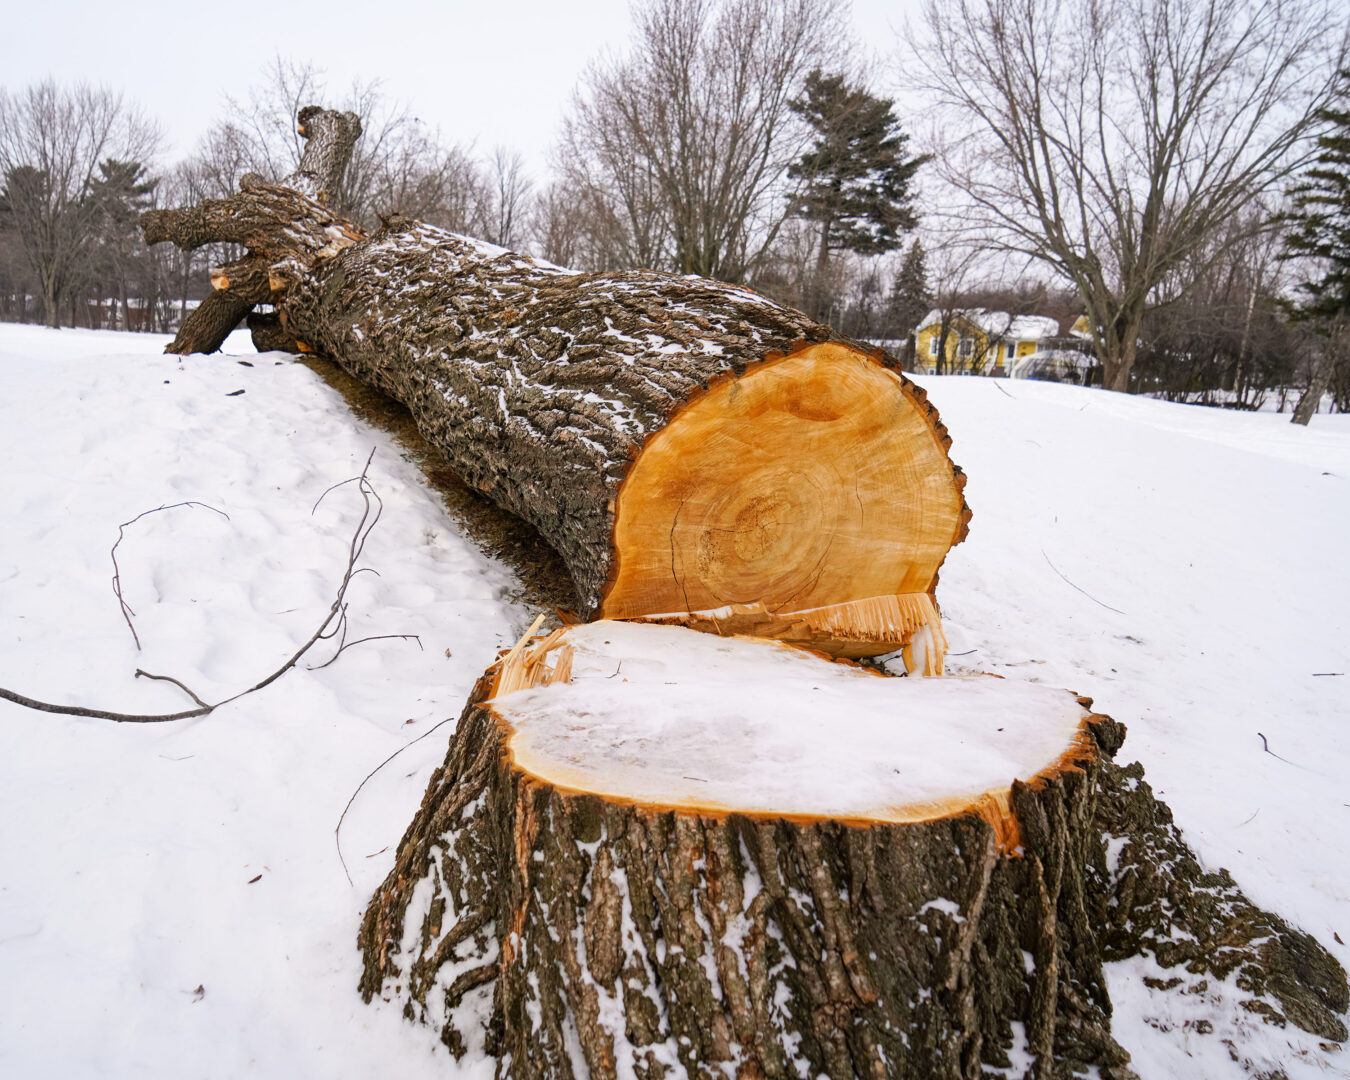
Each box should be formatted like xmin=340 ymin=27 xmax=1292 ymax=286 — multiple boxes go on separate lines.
xmin=2 ymin=0 xmax=924 ymax=178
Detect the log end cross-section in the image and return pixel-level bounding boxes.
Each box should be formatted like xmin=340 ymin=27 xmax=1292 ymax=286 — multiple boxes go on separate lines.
xmin=603 ymin=341 xmax=969 ymax=664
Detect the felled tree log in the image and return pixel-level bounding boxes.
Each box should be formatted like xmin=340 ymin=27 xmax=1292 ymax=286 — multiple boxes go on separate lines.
xmin=358 ymin=623 xmax=1347 ymax=1078
xmin=140 ymin=109 xmax=969 ymax=666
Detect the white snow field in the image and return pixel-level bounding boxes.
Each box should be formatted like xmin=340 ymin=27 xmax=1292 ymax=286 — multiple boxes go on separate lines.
xmin=1 ymin=323 xmax=1347 ymax=1078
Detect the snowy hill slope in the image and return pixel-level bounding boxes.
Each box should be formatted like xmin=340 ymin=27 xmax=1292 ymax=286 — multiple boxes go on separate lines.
xmin=0 ymin=324 xmax=1347 ymax=1078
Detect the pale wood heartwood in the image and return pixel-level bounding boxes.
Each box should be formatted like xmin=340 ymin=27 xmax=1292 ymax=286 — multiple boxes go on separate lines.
xmin=603 ymin=342 xmax=968 ymax=666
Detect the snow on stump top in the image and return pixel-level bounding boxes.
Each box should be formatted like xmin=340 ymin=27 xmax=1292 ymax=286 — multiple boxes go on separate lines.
xmin=492 ymin=620 xmax=1090 ymax=846
xmin=140 ymin=107 xmax=970 ymax=668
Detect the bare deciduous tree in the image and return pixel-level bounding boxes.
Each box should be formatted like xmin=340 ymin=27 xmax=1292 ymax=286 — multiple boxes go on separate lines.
xmin=183 ymin=122 xmax=255 ymax=200
xmin=0 ymin=81 xmax=159 ymax=327
xmin=911 ymin=0 xmax=1347 ymax=391
xmin=219 ymin=56 xmax=324 ymax=185
xmin=365 ymin=131 xmax=485 ymax=233
xmin=558 ymin=0 xmax=846 ymax=281
xmin=482 ymin=146 xmax=533 ymax=248
xmin=208 ymin=57 xmax=491 ymax=230
xmin=1122 ymin=205 xmax=1297 ymax=403
xmin=529 ymin=180 xmax=635 ymax=271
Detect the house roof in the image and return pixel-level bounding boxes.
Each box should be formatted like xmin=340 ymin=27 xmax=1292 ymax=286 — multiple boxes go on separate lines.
xmin=913 ymin=308 xmax=1062 ymax=341
xmin=1005 ymin=314 xmax=1061 ymax=340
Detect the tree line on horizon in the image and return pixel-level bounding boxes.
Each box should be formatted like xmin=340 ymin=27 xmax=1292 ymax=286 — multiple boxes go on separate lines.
xmin=0 ymin=0 xmax=1347 ymax=417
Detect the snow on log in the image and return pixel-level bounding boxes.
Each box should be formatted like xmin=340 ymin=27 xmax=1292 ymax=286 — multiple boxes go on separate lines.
xmin=140 ymin=109 xmax=969 ymax=666
xmin=358 ymin=622 xmax=1349 ymax=1078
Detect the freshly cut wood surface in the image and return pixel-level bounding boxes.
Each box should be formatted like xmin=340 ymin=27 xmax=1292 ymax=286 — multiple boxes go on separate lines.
xmin=602 ymin=343 xmax=968 ymax=665
xmin=490 ymin=621 xmax=1091 ymax=848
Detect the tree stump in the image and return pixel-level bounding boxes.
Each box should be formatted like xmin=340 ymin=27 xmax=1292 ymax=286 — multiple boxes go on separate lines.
xmin=359 ymin=623 xmax=1348 ymax=1078
xmin=140 ymin=109 xmax=969 ymax=667
xmin=359 ymin=622 xmax=1136 ymax=1077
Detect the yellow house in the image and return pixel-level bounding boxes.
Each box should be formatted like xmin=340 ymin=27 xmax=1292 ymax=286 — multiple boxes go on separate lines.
xmin=912 ymin=311 xmax=989 ymax=374
xmin=911 ymin=310 xmax=1061 ymax=376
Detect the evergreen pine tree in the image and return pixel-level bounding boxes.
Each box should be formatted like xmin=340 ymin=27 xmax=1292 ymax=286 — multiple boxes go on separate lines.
xmin=1282 ymin=69 xmax=1350 ymax=422
xmin=1284 ymin=72 xmax=1350 ymax=319
xmin=88 ymin=159 xmax=158 ymax=329
xmin=788 ymin=70 xmax=927 ymax=322
xmin=886 ymin=239 xmax=932 ymax=358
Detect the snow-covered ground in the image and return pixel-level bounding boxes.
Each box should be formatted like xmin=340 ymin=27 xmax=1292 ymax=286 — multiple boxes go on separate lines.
xmin=931 ymin=375 xmax=1350 ymax=1078
xmin=1 ymin=324 xmax=1347 ymax=1078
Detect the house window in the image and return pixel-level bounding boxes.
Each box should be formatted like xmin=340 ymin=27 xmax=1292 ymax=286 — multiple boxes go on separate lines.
xmin=1007 ymin=342 xmax=1019 ymax=360
xmin=928 ymin=335 xmax=939 ymax=356
xmin=957 ymin=337 xmax=974 ymax=359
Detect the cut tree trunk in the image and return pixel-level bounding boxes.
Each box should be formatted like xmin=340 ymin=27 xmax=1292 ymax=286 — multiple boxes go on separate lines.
xmin=153 ymin=106 xmax=363 ymax=356
xmin=360 ymin=621 xmax=1133 ymax=1078
xmin=140 ymin=110 xmax=969 ymax=667
xmin=358 ymin=623 xmax=1348 ymax=1079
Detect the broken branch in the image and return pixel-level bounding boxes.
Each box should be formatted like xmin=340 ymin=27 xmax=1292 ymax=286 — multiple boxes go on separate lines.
xmin=1 ymin=452 xmax=413 ymax=725
xmin=111 ymin=500 xmax=229 ymax=650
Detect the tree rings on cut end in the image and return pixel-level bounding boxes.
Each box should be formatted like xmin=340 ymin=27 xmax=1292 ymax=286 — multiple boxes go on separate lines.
xmin=488 ymin=621 xmax=1096 ymax=851
xmin=600 ymin=342 xmax=968 ymax=661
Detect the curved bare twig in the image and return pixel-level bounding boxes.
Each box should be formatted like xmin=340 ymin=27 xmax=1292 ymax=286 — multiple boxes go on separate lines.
xmin=2 ymin=450 xmax=415 ymax=725
xmin=111 ymin=501 xmax=229 ymax=650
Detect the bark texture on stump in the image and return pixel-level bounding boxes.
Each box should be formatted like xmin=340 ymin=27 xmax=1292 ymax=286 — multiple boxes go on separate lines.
xmin=359 ymin=685 xmax=1131 ymax=1078
xmin=363 ymin=626 xmax=1107 ymax=1077
xmin=357 ymin=625 xmax=1347 ymax=1079
xmin=140 ymin=109 xmax=969 ymax=665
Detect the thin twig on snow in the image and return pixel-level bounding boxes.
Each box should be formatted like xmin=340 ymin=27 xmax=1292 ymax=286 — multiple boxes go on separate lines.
xmin=2 ymin=450 xmax=414 ymax=724
xmin=111 ymin=501 xmax=229 ymax=650
xmin=1041 ymin=549 xmax=1127 ymax=615
xmin=334 ymin=715 xmax=459 ymax=886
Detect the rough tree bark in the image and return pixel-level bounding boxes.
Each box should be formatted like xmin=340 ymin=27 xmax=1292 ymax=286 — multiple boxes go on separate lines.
xmin=140 ymin=109 xmax=969 ymax=666
xmin=357 ymin=624 xmax=1347 ymax=1078
xmin=151 ymin=106 xmax=363 ymax=356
